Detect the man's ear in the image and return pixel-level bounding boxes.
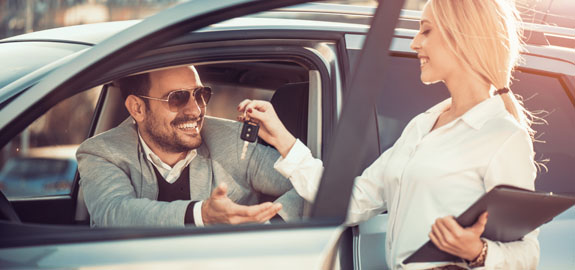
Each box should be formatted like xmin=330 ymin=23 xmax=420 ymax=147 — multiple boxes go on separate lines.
xmin=125 ymin=95 xmax=146 ymax=123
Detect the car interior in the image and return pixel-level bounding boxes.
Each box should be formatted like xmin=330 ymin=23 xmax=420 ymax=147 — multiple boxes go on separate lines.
xmin=0 ymin=59 xmax=321 ymax=226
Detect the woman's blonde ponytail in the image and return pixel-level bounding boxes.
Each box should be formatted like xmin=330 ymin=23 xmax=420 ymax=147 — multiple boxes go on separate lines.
xmin=430 ymin=0 xmax=535 ymax=138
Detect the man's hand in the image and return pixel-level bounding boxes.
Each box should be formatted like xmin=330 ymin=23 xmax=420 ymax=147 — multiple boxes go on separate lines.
xmin=202 ymin=183 xmax=282 ymax=225
xmin=429 ymin=212 xmax=488 ymax=261
xmin=237 ymin=99 xmax=296 ymax=158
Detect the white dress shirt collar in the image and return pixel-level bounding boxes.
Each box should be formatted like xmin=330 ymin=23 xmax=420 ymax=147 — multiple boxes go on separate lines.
xmin=138 ymin=133 xmax=197 ymax=183
xmin=425 ymin=95 xmax=507 ymax=130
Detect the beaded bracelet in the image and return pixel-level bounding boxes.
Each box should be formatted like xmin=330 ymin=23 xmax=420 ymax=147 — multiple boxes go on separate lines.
xmin=468 ymin=239 xmax=488 ymax=268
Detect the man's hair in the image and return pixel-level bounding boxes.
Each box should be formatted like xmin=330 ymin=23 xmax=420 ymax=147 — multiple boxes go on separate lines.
xmin=114 ymin=73 xmax=151 ymax=104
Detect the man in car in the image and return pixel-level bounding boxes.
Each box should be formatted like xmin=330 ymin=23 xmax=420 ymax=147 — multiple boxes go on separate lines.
xmin=76 ymin=66 xmax=303 ymax=227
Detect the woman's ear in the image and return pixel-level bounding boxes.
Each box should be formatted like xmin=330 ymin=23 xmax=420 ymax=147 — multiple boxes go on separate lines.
xmin=125 ymin=95 xmax=146 ymax=123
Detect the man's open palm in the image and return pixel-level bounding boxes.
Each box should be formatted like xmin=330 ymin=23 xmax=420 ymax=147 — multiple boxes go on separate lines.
xmin=202 ymin=183 xmax=282 ymax=225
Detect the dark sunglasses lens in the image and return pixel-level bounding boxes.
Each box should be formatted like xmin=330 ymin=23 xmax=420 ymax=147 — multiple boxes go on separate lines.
xmin=168 ymin=91 xmax=190 ymax=111
xmin=194 ymin=87 xmax=212 ymax=107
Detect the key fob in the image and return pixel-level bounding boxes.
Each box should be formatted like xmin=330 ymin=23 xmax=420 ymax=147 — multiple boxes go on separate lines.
xmin=241 ymin=120 xmax=259 ymax=143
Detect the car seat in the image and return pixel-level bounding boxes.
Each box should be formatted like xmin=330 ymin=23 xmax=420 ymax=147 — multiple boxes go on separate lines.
xmin=258 ymin=81 xmax=309 ymax=209
xmin=264 ymin=81 xmax=309 ymax=146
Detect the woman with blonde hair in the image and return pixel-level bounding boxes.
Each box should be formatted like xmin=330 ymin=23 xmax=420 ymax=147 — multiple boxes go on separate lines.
xmin=239 ymin=0 xmax=539 ymax=269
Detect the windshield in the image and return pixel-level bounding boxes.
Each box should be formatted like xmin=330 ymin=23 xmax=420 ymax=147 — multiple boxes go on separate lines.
xmin=0 ymin=42 xmax=88 ymax=90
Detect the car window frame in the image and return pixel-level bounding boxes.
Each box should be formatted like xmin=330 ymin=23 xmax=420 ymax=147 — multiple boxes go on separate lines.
xmin=311 ymin=0 xmax=406 ymax=220
xmin=73 ymin=49 xmax=335 ymax=223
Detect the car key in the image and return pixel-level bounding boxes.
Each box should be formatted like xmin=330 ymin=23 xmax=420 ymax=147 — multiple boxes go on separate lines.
xmin=240 ymin=120 xmax=259 ymax=160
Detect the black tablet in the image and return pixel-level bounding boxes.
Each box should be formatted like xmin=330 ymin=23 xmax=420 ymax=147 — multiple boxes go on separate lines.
xmin=403 ymin=185 xmax=575 ymax=264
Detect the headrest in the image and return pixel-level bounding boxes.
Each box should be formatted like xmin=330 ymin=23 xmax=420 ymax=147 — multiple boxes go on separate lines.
xmin=270 ymin=82 xmax=309 ymax=145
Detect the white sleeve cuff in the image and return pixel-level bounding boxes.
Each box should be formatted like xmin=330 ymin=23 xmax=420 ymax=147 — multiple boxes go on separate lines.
xmin=194 ymin=200 xmax=205 ymax=227
xmin=274 ymin=139 xmax=311 ymax=178
xmin=482 ymin=229 xmax=540 ymax=269
xmin=482 ymin=238 xmax=503 ymax=269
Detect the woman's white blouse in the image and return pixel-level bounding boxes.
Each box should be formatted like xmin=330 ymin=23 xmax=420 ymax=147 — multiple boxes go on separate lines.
xmin=274 ymin=96 xmax=539 ymax=270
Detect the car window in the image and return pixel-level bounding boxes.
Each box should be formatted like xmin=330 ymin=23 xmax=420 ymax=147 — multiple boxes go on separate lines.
xmin=0 ymin=87 xmax=100 ymax=199
xmin=0 ymin=42 xmax=88 ymax=90
xmin=85 ymin=59 xmax=313 ymax=221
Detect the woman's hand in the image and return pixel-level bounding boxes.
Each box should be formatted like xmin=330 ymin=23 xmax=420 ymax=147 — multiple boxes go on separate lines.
xmin=237 ymin=99 xmax=296 ymax=157
xmin=429 ymin=212 xmax=488 ymax=261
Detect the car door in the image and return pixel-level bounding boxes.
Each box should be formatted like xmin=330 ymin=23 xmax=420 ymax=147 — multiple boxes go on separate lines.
xmin=0 ymin=0 xmax=407 ymax=269
xmin=312 ymin=0 xmax=405 ymax=221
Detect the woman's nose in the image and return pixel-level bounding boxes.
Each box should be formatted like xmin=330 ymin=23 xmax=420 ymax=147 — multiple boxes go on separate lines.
xmin=410 ymin=34 xmax=421 ymax=52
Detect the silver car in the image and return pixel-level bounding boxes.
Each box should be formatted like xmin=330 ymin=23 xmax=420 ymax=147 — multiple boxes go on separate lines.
xmin=0 ymin=1 xmax=574 ymax=269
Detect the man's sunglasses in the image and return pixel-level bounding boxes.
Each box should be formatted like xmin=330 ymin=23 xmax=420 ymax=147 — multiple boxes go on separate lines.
xmin=137 ymin=87 xmax=212 ymax=112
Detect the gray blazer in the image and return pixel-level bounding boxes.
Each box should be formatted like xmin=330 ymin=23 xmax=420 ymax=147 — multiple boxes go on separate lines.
xmin=77 ymin=117 xmax=304 ymax=227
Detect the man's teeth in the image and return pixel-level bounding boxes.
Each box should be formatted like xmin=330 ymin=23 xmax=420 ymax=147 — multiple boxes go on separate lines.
xmin=420 ymin=58 xmax=429 ymax=66
xmin=177 ymin=122 xmax=198 ymax=129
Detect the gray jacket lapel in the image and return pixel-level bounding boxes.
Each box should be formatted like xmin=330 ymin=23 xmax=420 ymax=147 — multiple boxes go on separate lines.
xmin=121 ymin=118 xmax=159 ymax=200
xmin=139 ymin=150 xmax=159 ymax=200
xmin=188 ymin=144 xmax=213 ymax=201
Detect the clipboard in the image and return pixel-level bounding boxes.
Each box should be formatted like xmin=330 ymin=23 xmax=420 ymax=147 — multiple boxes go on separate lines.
xmin=403 ymin=184 xmax=575 ymax=264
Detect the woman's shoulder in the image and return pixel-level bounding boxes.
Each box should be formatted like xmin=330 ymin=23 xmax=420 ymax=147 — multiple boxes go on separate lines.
xmin=484 ymin=111 xmax=525 ymax=133
xmin=480 ymin=111 xmax=532 ymax=151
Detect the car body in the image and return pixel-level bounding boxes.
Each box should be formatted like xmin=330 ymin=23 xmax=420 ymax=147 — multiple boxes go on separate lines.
xmin=0 ymin=1 xmax=574 ymax=269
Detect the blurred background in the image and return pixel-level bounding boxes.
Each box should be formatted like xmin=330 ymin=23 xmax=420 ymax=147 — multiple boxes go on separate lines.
xmin=1 ymin=0 xmax=573 ymax=40
xmin=0 ymin=0 xmax=419 ymax=40
xmin=0 ymin=0 xmax=180 ymax=39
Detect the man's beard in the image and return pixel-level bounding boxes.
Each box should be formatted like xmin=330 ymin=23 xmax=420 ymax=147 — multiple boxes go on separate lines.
xmin=142 ymin=111 xmax=203 ymax=153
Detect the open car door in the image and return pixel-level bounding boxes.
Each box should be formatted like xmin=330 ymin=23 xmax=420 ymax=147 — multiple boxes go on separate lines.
xmin=311 ymin=0 xmax=406 ymax=221
xmin=0 ymin=0 xmax=407 ymax=269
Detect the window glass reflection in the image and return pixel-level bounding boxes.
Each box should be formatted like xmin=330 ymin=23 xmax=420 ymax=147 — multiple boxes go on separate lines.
xmin=0 ymin=87 xmax=100 ymax=198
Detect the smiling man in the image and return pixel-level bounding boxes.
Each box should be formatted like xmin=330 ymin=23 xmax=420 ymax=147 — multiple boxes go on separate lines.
xmin=76 ymin=66 xmax=303 ymax=227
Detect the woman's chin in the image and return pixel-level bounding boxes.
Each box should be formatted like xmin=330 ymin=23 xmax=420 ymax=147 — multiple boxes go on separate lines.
xmin=420 ymin=75 xmax=442 ymax=85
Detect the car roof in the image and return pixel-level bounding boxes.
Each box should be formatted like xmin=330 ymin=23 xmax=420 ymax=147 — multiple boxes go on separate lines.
xmin=0 ymin=17 xmax=369 ymax=46
xmin=2 ymin=3 xmax=571 ymax=64
xmin=0 ymin=21 xmax=139 ymax=45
